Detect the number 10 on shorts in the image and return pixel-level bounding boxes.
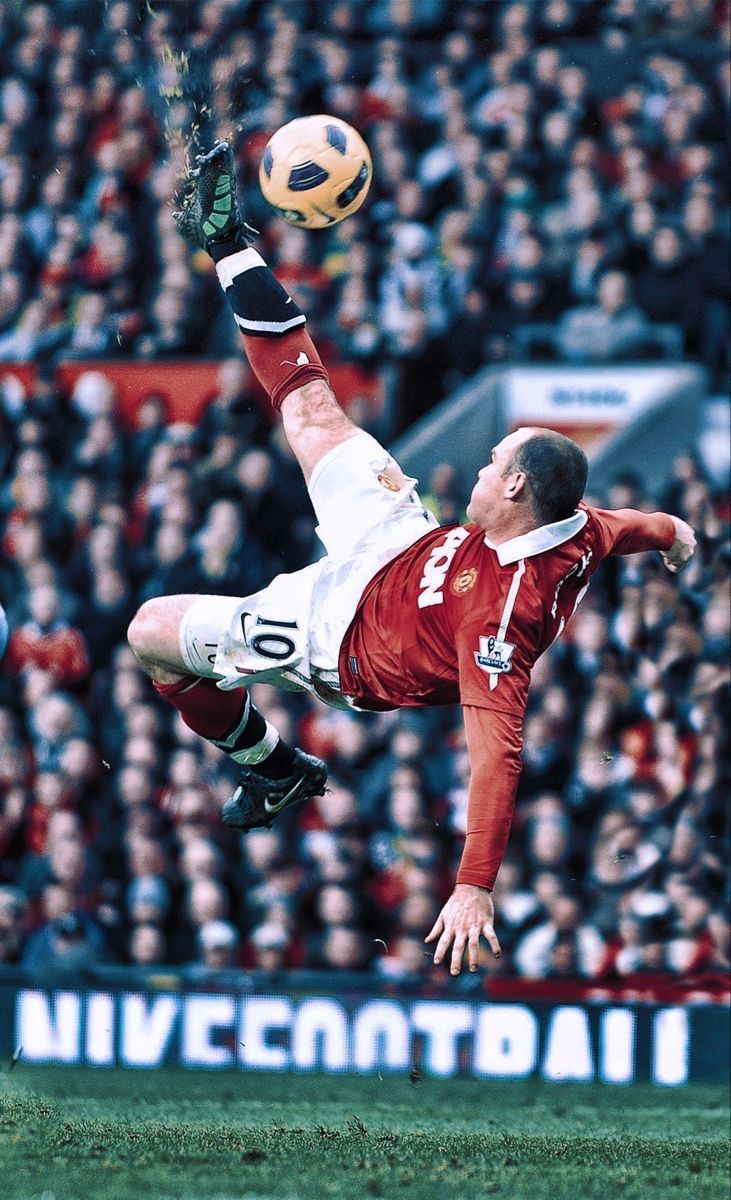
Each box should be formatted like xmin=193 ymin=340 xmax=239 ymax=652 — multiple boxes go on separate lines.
xmin=242 ymin=613 xmax=299 ymax=661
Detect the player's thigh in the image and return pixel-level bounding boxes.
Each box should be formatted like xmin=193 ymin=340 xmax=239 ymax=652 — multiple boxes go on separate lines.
xmin=307 ymin=430 xmax=438 ymax=560
xmin=193 ymin=565 xmax=323 ymax=689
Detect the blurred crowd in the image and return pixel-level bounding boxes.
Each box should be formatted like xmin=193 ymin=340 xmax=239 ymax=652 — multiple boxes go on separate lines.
xmin=0 ymin=0 xmax=729 ymax=988
xmin=1 ymin=398 xmax=729 ymax=985
xmin=0 ymin=0 xmax=728 ymax=431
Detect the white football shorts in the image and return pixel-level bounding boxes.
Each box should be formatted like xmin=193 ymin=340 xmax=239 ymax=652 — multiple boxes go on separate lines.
xmin=179 ymin=432 xmax=439 ymax=706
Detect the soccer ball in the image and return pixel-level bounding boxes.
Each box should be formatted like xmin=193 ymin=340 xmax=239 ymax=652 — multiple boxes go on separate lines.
xmin=259 ymin=115 xmax=372 ymax=229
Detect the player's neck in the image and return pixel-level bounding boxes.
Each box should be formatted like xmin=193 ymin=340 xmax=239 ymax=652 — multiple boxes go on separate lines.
xmin=476 ymin=510 xmax=539 ymax=545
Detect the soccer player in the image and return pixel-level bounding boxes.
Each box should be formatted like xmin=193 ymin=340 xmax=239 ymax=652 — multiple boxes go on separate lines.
xmin=127 ymin=144 xmax=695 ymax=975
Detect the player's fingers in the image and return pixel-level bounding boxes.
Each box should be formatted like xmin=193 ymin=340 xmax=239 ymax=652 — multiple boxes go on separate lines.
xmin=432 ymin=927 xmax=453 ymax=966
xmin=424 ymin=914 xmax=444 ymax=944
xmin=467 ymin=928 xmax=481 ymax=972
xmin=450 ymin=934 xmax=467 ymax=976
xmin=483 ymin=923 xmax=502 ymax=958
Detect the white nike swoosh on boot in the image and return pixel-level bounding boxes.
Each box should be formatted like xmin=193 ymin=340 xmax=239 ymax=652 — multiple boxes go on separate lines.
xmin=263 ymin=779 xmax=305 ymax=814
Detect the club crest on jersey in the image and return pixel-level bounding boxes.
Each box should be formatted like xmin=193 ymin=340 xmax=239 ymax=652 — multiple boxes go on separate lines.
xmin=474 ymin=635 xmax=515 ymax=674
xmin=451 ymin=568 xmax=478 ymax=596
xmin=376 ymin=461 xmax=405 ymax=493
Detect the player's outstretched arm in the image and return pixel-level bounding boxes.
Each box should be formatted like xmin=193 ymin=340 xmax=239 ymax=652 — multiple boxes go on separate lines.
xmin=425 ymin=705 xmax=522 ymax=975
xmin=590 ymin=505 xmax=696 ymax=570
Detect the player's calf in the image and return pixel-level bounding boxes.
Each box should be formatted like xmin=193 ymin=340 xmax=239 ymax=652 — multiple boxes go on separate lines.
xmin=215 ymin=244 xmax=357 ymax=479
xmin=173 ymin=142 xmax=357 ymax=481
xmin=279 ymin=379 xmax=359 ymax=482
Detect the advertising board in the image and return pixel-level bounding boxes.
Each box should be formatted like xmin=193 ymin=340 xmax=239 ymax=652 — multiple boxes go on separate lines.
xmin=4 ymin=986 xmax=728 ymax=1085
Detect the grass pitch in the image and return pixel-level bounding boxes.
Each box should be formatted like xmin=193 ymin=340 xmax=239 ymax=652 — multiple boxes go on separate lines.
xmin=1 ymin=1068 xmax=728 ymax=1200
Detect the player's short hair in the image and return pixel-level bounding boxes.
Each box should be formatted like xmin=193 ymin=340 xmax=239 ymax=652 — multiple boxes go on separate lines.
xmin=509 ymin=431 xmax=588 ymax=524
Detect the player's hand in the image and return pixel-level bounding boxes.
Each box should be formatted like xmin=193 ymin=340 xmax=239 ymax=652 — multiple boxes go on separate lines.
xmin=425 ymin=883 xmax=501 ymax=976
xmin=661 ymin=515 xmax=696 ymax=573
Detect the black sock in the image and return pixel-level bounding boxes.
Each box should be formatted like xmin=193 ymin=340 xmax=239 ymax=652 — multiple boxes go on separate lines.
xmin=208 ymin=230 xmax=252 ymax=262
xmin=214 ymin=246 xmax=307 ymax=337
xmin=250 ymin=740 xmax=297 ymax=779
xmin=214 ymin=698 xmax=297 ymax=779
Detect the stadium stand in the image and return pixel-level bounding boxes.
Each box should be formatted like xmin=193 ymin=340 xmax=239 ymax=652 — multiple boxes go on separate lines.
xmin=0 ymin=0 xmax=728 ymax=990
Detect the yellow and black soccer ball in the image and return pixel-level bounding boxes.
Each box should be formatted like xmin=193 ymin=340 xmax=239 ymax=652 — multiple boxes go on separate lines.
xmin=259 ymin=114 xmax=372 ymax=229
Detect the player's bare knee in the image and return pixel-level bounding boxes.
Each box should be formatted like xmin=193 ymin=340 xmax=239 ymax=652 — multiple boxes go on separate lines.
xmin=128 ymin=593 xmax=203 ymax=678
xmin=127 ymin=599 xmax=161 ymax=665
xmin=282 ymin=380 xmax=353 ymax=437
xmin=127 ymin=596 xmax=183 ymax=669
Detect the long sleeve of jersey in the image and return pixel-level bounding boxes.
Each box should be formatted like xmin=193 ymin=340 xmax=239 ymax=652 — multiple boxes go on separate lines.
xmin=456 ymin=705 xmax=524 ymax=890
xmin=585 ymin=506 xmax=675 ymax=556
xmin=453 ymin=509 xmax=674 ymax=892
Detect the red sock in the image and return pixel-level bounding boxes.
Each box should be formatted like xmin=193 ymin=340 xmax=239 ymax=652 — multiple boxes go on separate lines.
xmin=154 ymin=677 xmax=246 ymax=740
xmin=242 ymin=327 xmax=329 ymax=411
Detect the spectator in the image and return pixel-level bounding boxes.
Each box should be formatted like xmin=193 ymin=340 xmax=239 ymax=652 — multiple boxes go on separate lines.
xmin=375 ymin=934 xmax=433 ymax=981
xmin=634 ymin=225 xmax=703 ymax=351
xmin=5 ymin=585 xmax=89 ymax=688
xmin=134 ymin=290 xmax=197 ymax=359
xmin=514 ymin=894 xmax=606 ymax=979
xmin=555 ymin=270 xmax=654 ymax=363
xmin=0 ymin=885 xmax=28 ymax=964
xmin=0 ymin=298 xmax=67 ymax=362
xmin=187 ymin=919 xmax=241 ymax=977
xmin=129 ymin=922 xmax=168 ymax=967
xmin=126 ymin=874 xmax=171 ymax=927
xmin=64 ymin=293 xmax=119 ymax=359
xmin=318 ymin=926 xmax=372 ymax=971
xmin=249 ymin=922 xmax=291 ymax=972
xmin=21 ymin=911 xmax=113 ymax=982
xmin=0 ymin=0 xmax=727 ymax=989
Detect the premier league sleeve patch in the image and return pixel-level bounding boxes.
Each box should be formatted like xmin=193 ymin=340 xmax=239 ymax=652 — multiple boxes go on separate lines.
xmin=474 ymin=635 xmax=516 ymax=674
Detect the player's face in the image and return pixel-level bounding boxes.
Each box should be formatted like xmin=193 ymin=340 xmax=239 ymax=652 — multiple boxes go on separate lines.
xmin=466 ymin=428 xmax=534 ymax=527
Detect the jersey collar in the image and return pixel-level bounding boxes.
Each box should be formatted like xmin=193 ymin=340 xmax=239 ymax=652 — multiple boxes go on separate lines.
xmin=483 ymin=509 xmax=587 ymax=565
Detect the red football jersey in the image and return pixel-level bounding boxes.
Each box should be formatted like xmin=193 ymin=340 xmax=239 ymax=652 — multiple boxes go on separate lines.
xmin=339 ymin=504 xmax=675 ymax=889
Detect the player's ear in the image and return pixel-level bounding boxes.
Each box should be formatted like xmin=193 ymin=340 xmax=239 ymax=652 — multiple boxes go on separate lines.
xmin=504 ymin=469 xmax=527 ymax=500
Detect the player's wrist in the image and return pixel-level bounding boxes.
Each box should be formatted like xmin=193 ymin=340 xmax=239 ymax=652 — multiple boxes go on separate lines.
xmin=454 ymin=880 xmax=492 ymax=894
